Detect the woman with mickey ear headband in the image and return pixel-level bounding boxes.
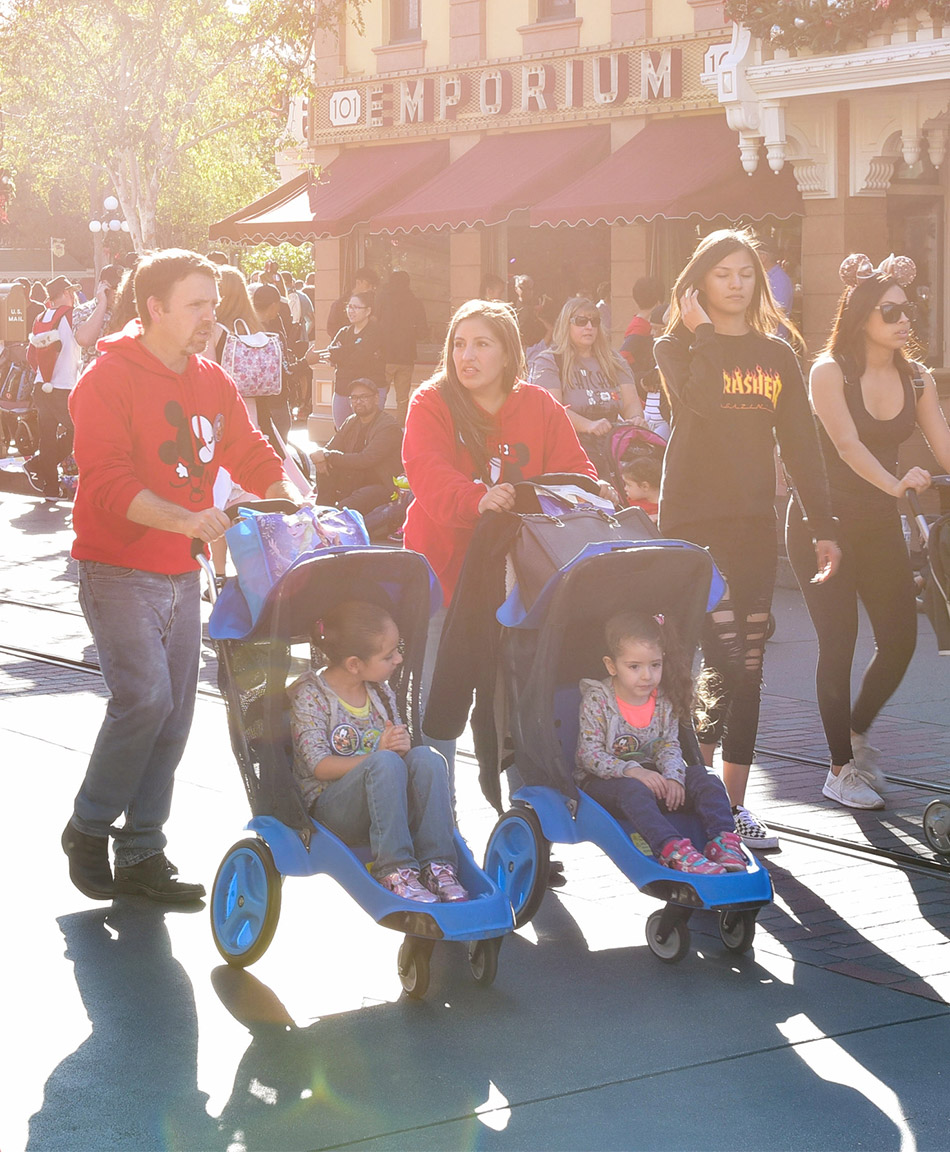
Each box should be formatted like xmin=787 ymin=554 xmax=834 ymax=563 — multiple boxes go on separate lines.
xmin=786 ymin=253 xmax=950 ymax=811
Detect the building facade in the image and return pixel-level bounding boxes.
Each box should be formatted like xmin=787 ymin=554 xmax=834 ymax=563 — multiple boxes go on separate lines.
xmin=212 ymin=1 xmax=950 ymax=369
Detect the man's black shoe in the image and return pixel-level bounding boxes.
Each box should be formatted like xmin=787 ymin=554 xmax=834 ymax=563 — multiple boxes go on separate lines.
xmin=62 ymin=820 xmax=114 ymax=900
xmin=113 ymin=853 xmax=206 ymax=904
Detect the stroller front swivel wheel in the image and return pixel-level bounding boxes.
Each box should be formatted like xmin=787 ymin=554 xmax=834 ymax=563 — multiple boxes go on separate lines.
xmin=483 ymin=807 xmax=550 ymax=929
xmin=397 ymin=936 xmax=434 ymax=999
xmin=718 ymin=909 xmax=757 ymax=953
xmin=923 ymin=800 xmax=950 ymax=855
xmin=468 ymin=937 xmax=502 ymax=986
xmin=211 ymin=838 xmax=282 ymax=967
xmin=645 ymin=908 xmax=691 ymax=964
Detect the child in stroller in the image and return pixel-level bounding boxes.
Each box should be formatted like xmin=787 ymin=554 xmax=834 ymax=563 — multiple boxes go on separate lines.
xmin=576 ymin=609 xmax=746 ymax=874
xmin=288 ymin=599 xmax=467 ymax=903
xmin=620 ymin=456 xmax=661 ymax=522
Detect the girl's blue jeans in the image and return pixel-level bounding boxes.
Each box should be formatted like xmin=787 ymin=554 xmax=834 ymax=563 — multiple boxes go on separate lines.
xmin=72 ymin=561 xmax=200 ymax=866
xmin=313 ymin=746 xmax=457 ymax=879
xmin=582 ymin=763 xmax=734 ymax=856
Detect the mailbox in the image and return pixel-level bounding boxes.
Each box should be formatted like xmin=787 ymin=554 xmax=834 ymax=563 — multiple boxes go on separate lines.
xmin=0 ymin=283 xmax=28 ymax=343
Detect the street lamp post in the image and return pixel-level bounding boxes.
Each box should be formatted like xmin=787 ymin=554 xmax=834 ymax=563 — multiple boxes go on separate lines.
xmin=88 ymin=195 xmax=130 ymax=279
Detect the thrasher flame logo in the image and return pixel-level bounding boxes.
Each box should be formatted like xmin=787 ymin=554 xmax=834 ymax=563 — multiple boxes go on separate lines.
xmin=721 ymin=365 xmax=783 ymax=410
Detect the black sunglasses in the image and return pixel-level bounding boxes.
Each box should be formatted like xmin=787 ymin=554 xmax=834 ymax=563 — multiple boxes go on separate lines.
xmin=570 ymin=314 xmax=601 ymax=328
xmin=874 ymin=301 xmax=917 ymax=324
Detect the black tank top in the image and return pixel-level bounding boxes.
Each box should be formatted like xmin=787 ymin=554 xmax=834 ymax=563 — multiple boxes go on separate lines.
xmin=818 ymin=358 xmax=920 ymax=523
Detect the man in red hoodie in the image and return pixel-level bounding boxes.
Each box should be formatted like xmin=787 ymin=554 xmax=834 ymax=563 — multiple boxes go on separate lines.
xmin=62 ymin=249 xmax=298 ymax=903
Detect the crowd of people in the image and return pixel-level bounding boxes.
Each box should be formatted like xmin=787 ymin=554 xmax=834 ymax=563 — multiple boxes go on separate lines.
xmin=16 ymin=232 xmax=945 ymax=903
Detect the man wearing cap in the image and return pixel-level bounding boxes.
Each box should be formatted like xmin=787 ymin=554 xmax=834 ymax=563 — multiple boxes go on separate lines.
xmin=24 ymin=275 xmax=89 ymax=501
xmin=310 ymin=377 xmax=402 ymax=514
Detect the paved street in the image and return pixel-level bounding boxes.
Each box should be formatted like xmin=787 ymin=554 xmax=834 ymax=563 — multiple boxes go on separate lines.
xmin=3 ymin=482 xmax=950 ymax=1151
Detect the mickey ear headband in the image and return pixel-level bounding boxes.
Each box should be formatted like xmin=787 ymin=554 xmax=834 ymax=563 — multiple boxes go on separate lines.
xmin=839 ymin=252 xmax=917 ymax=289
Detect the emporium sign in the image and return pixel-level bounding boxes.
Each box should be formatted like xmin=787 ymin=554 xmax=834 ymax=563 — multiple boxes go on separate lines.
xmin=318 ymin=42 xmax=717 ymax=138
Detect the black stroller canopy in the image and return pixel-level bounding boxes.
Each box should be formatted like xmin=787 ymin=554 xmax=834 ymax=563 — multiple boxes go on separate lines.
xmin=508 ymin=545 xmax=715 ymax=800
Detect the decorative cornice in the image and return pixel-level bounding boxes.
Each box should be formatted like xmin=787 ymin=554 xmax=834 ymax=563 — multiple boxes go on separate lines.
xmin=745 ymin=38 xmax=950 ymax=99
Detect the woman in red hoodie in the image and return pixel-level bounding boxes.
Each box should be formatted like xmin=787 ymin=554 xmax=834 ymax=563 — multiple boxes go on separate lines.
xmin=403 ymin=298 xmax=600 ymax=604
xmin=403 ymin=299 xmax=600 ymax=801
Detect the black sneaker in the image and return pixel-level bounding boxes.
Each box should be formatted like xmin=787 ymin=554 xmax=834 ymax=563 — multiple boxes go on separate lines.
xmin=62 ymin=820 xmax=114 ymax=900
xmin=113 ymin=853 xmax=206 ymax=903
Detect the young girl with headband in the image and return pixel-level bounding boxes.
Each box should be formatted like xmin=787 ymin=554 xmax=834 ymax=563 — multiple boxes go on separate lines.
xmin=289 ymin=600 xmax=467 ymax=903
xmin=786 ymin=253 xmax=950 ymax=809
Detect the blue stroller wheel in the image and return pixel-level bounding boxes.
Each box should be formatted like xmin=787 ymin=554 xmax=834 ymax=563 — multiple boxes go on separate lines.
xmin=484 ymin=807 xmax=550 ymax=928
xmin=718 ymin=908 xmax=757 ymax=954
xmin=211 ymin=838 xmax=282 ymax=966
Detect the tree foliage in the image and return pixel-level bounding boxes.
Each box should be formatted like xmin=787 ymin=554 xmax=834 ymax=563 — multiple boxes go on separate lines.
xmin=0 ymin=1 xmax=363 ymax=251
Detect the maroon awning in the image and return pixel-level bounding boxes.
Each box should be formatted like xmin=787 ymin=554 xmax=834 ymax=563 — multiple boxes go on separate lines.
xmin=369 ymin=126 xmax=610 ymax=234
xmin=210 ymin=140 xmax=449 ymax=243
xmin=530 ymin=116 xmax=802 ymax=228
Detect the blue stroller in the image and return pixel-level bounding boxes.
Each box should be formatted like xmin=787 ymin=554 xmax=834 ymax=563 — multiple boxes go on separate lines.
xmin=203 ymin=523 xmax=513 ymax=998
xmin=482 ymin=537 xmax=774 ymax=964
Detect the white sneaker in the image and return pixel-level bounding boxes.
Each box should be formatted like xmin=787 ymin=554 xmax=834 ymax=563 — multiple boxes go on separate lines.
xmin=731 ymin=804 xmax=779 ymax=850
xmin=822 ymin=762 xmax=885 ymax=810
xmin=851 ymin=732 xmax=886 ymax=792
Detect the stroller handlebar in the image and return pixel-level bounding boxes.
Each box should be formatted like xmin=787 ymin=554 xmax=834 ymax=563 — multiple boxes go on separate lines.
xmin=906 ymin=476 xmax=950 ymax=543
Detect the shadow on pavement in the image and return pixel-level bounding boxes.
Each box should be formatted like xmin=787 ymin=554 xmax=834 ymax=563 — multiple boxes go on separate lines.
xmin=202 ymin=892 xmax=940 ymax=1151
xmin=27 ymin=902 xmax=216 ymax=1151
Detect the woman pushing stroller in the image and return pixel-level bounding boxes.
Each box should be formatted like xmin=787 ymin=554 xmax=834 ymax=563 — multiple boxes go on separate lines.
xmin=787 ymin=253 xmax=950 ymax=809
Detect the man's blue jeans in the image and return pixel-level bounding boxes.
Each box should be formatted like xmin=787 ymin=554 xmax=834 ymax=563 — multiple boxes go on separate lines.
xmin=73 ymin=561 xmax=201 ymax=866
xmin=313 ymin=747 xmax=456 ymax=879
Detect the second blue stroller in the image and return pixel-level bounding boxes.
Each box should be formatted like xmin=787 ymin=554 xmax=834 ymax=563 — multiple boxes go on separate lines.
xmin=204 ymin=519 xmax=513 ymax=998
xmin=483 ymin=537 xmax=774 ymax=964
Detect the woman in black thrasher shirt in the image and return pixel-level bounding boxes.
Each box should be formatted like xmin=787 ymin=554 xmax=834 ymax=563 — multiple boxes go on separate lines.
xmin=787 ymin=253 xmax=950 ymax=812
xmin=655 ymin=229 xmax=840 ymax=852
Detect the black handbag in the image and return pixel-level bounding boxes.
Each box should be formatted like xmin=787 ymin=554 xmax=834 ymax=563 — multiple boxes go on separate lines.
xmin=510 ymin=503 xmax=658 ymax=610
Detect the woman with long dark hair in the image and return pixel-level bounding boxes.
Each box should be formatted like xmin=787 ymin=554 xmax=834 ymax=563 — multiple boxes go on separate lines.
xmin=787 ymin=253 xmax=950 ymax=809
xmin=655 ymin=229 xmax=840 ymax=851
xmin=403 ymin=297 xmax=600 ymax=604
xmin=403 ymin=298 xmax=601 ymax=795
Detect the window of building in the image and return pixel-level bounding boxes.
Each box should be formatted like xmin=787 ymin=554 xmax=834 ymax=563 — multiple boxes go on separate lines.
xmin=391 ymin=0 xmax=422 ymax=43
xmin=538 ymin=0 xmax=576 ymax=20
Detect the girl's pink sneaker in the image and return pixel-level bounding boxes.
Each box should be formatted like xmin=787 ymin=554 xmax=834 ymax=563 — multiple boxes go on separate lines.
xmin=421 ymin=861 xmax=469 ymax=902
xmin=658 ymin=837 xmax=726 ymax=875
xmin=704 ymin=832 xmax=748 ymax=872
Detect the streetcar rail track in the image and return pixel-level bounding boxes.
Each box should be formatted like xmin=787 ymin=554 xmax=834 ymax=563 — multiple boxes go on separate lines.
xmin=755 ymin=745 xmax=950 ymax=797
xmin=3 ymin=634 xmax=949 ymax=872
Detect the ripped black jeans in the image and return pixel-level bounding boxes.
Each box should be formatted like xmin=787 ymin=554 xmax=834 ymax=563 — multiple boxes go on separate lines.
xmin=670 ymin=518 xmax=777 ymax=765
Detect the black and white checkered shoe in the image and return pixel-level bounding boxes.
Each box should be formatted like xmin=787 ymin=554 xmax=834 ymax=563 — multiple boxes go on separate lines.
xmin=731 ymin=804 xmax=779 ymax=851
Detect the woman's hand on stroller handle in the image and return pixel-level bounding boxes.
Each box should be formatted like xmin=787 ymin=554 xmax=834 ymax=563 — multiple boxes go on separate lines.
xmin=894 ymin=466 xmax=933 ymax=498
